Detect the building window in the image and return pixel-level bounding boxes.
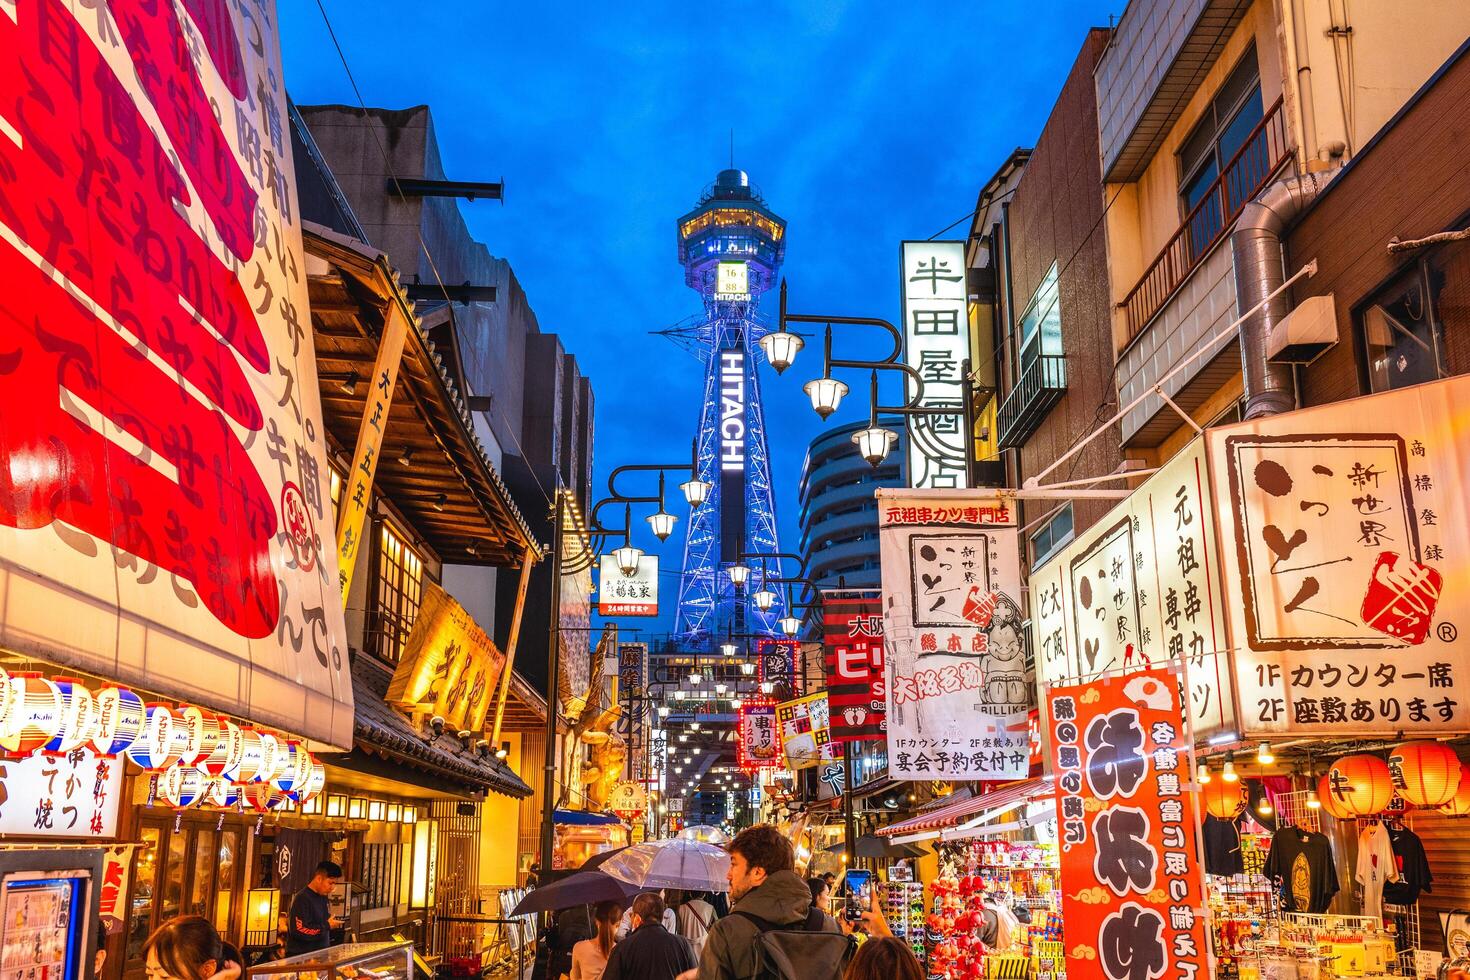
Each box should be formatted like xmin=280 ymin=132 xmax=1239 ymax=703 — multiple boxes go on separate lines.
xmin=372 ymin=522 xmax=424 ymax=663
xmin=1017 ymin=262 xmax=1063 ymax=377
xmin=1178 ymin=46 xmax=1263 ymax=257
xmin=1030 ymin=503 xmax=1074 ymax=571
xmin=1357 ymin=243 xmax=1463 ymax=393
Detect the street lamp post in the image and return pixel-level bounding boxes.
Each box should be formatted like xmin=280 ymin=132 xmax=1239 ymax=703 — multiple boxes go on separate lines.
xmin=777 ymin=279 xmax=981 ymax=485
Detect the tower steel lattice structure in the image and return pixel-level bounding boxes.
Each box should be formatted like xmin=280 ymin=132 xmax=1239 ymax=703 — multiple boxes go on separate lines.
xmin=670 ymin=170 xmax=787 ymax=644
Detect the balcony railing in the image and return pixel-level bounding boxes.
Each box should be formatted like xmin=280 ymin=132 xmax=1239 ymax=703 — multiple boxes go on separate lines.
xmin=997 ymin=354 xmax=1067 ymax=449
xmin=1120 ymin=96 xmax=1293 ymax=342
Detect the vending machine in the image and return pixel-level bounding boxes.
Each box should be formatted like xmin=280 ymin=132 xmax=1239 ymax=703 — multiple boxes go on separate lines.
xmin=0 ymin=849 xmax=103 ymax=980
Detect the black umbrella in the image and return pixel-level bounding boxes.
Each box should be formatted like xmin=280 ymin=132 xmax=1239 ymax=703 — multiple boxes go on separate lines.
xmin=579 ymin=845 xmax=630 ymax=872
xmin=510 ymin=870 xmax=640 ymax=915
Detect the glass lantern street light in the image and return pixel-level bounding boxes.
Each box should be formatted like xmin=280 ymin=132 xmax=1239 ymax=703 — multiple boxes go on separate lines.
xmin=751 ymin=587 xmax=778 ymax=612
xmin=727 ymin=562 xmax=751 ymax=587
xmin=803 ymin=377 xmax=847 ymax=420
xmin=739 ymin=661 xmax=755 ymax=676
xmin=647 ymin=510 xmax=677 ymax=541
xmin=614 ymin=543 xmax=643 ymax=577
xmin=852 ymin=425 xmax=898 ymax=468
xmin=778 ymin=614 xmax=802 ymax=637
xmin=719 ymin=641 xmax=737 ymax=657
xmin=680 ymin=478 xmax=711 ymax=508
xmin=758 ymin=325 xmax=804 ymax=374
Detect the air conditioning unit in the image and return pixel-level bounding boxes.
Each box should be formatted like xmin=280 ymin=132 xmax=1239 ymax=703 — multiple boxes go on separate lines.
xmin=1267 ymin=293 xmax=1338 ymax=364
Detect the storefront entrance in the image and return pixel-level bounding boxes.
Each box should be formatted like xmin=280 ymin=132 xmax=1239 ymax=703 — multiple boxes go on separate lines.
xmin=125 ymin=816 xmax=249 ymax=976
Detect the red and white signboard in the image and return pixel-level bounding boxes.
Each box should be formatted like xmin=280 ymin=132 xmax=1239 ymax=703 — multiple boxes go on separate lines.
xmin=598 ymin=554 xmax=659 ymax=616
xmin=0 ymin=1 xmax=351 ymax=747
xmin=738 ymin=699 xmax=780 ymax=772
xmin=0 ymin=749 xmax=124 ymax=838
xmin=1047 ymin=667 xmax=1211 ymax=980
xmin=877 ymin=490 xmax=1030 ymax=781
xmin=823 ymin=597 xmax=886 ymax=743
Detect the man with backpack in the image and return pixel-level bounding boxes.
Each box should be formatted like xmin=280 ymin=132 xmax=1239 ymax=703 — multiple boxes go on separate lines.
xmin=692 ymin=824 xmax=852 ymax=980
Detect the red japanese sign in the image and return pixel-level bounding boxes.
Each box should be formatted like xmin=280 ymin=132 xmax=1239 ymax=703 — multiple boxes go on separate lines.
xmin=738 ymin=698 xmax=779 ymax=772
xmin=1047 ymin=667 xmax=1210 ymax=980
xmin=0 ymin=1 xmax=350 ymax=746
xmin=823 ymin=597 xmax=886 ymax=742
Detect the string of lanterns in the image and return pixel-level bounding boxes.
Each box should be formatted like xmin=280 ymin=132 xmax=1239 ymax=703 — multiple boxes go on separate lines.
xmin=1202 ymin=741 xmax=1466 ymax=820
xmin=0 ymin=668 xmax=324 ymax=813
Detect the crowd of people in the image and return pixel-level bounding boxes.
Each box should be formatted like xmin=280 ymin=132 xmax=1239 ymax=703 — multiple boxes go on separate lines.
xmin=539 ymin=824 xmax=924 ymax=980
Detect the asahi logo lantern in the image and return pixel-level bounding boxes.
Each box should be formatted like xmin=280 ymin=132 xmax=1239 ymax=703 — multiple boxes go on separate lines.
xmin=198 ymin=718 xmax=245 ymax=778
xmin=91 ymin=687 xmax=145 ymax=758
xmin=44 ymin=678 xmax=98 ymax=755
xmin=3 ymin=674 xmax=64 ymax=758
xmin=128 ymin=703 xmax=180 ymax=771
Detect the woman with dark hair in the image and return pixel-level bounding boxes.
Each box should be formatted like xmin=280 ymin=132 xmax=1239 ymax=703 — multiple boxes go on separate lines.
xmin=143 ymin=916 xmax=243 ymax=980
xmin=570 ymin=901 xmax=622 ymax=980
xmin=843 ymin=936 xmax=923 ymax=980
xmin=806 ymin=877 xmax=831 ymax=913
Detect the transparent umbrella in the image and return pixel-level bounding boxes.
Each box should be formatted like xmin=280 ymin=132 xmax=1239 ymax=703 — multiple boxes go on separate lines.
xmin=676 ymin=824 xmax=730 ymax=845
xmin=599 ymin=838 xmax=731 ymax=891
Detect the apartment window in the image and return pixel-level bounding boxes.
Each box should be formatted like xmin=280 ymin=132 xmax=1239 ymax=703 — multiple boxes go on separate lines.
xmin=372 ymin=522 xmax=424 ymax=663
xmin=1357 ymin=243 xmax=1464 ymax=393
xmin=1178 ymin=47 xmax=1263 ymax=255
xmin=1017 ymin=262 xmax=1063 ymax=378
xmin=1030 ymin=503 xmax=1075 ymax=571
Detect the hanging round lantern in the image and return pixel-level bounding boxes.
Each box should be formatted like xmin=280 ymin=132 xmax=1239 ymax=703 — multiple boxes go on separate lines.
xmin=292 ymin=754 xmax=325 ymax=804
xmin=157 ymin=765 xmax=207 ymax=809
xmin=1202 ymin=778 xmax=1245 ymax=819
xmin=126 ymin=703 xmax=180 ymax=771
xmin=1 ymin=674 xmax=63 ymax=758
xmin=1324 ymin=754 xmax=1396 ymax=816
xmin=42 ymin=678 xmax=97 ymax=756
xmin=1440 ymin=778 xmax=1470 ymax=816
xmin=230 ymin=728 xmax=266 ymax=785
xmin=178 ymin=707 xmax=220 ymax=769
xmin=273 ymin=741 xmax=311 ymax=796
xmin=1388 ymin=742 xmax=1463 ymax=807
xmin=241 ymin=781 xmax=287 ymax=812
xmin=199 ymin=776 xmax=232 ymax=810
xmin=254 ymin=732 xmax=282 ymax=785
xmin=0 ymin=667 xmax=16 ymax=738
xmin=198 ymin=718 xmax=243 ymax=778
xmin=1317 ymin=774 xmax=1355 ymax=819
xmin=90 ymin=686 xmax=145 ymax=758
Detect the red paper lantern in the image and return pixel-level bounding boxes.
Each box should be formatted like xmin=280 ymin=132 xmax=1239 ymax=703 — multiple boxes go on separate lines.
xmin=1325 ymin=754 xmax=1395 ymax=816
xmin=1440 ymin=779 xmax=1470 ymax=816
xmin=1202 ymin=779 xmax=1245 ymax=819
xmin=1388 ymin=742 xmax=1462 ymax=807
xmin=1317 ymin=774 xmax=1355 ymax=819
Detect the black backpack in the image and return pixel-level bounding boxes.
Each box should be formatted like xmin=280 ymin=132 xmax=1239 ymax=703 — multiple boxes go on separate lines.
xmin=734 ymin=907 xmax=856 ymax=980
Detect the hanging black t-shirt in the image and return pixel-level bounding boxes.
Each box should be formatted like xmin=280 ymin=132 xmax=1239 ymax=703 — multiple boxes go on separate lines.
xmin=1264 ymin=826 xmax=1339 ymax=913
xmin=1382 ymin=826 xmax=1433 ymax=905
xmin=1204 ymin=815 xmax=1244 ymax=876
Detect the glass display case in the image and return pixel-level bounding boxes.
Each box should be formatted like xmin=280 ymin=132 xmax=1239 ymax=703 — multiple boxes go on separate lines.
xmin=249 ymin=941 xmax=412 ymax=980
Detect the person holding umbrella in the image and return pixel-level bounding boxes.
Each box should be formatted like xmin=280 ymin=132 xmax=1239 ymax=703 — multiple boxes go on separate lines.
xmin=570 ymin=901 xmax=624 ymax=980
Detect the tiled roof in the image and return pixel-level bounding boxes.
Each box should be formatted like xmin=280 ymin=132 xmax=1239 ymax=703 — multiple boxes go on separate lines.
xmin=350 ymin=655 xmax=532 ymax=798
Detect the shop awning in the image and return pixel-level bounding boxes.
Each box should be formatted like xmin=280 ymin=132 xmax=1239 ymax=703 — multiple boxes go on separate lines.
xmin=554 ymin=809 xmax=622 ymax=826
xmin=350 ymin=655 xmax=532 ymax=798
xmin=876 ymin=777 xmax=1053 ymax=840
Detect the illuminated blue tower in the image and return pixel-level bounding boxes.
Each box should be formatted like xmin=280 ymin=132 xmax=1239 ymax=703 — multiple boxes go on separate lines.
xmin=671 ymin=170 xmax=786 ymax=643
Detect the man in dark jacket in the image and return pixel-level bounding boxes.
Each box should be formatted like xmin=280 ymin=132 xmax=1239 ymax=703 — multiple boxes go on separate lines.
xmin=696 ymin=825 xmax=841 ymax=979
xmin=285 ymin=861 xmax=343 ymax=956
xmin=603 ymin=892 xmax=696 ymax=980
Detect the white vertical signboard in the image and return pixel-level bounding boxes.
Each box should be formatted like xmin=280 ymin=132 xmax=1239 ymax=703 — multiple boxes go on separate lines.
xmin=901 ymin=241 xmax=971 ymax=488
xmin=878 ymin=490 xmax=1030 ymax=781
xmin=1208 ymin=375 xmax=1470 ymax=735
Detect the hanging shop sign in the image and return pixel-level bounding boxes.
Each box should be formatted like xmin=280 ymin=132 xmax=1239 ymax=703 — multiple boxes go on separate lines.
xmin=608 ymin=781 xmax=647 ymax=821
xmin=757 ymin=638 xmax=798 ymax=692
xmin=1046 ymin=666 xmax=1210 ymax=980
xmin=1208 ymin=374 xmax=1470 ymax=736
xmin=877 ymin=491 xmax=1030 ymax=781
xmin=386 ymin=582 xmax=505 ymax=733
xmin=98 ymin=844 xmax=133 ymax=935
xmin=738 ymin=699 xmax=780 ymax=772
xmin=823 ymin=597 xmax=886 ymax=742
xmin=1030 ymin=440 xmax=1234 ymax=738
xmin=617 ymin=643 xmax=648 ymax=781
xmin=598 ymin=555 xmax=659 ymax=616
xmin=0 ymin=0 xmax=351 ymax=749
xmin=0 ymin=749 xmax=124 ymax=839
xmin=900 ymin=240 xmax=971 ymax=489
xmin=776 ymin=692 xmax=836 ymax=771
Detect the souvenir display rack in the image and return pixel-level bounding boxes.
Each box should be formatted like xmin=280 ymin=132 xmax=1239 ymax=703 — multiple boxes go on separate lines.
xmin=880 ymin=879 xmax=927 ymax=963
xmin=925 ymin=840 xmax=1065 ymax=980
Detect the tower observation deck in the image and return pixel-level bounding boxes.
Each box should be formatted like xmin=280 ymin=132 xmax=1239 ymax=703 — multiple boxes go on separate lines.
xmin=672 ymin=170 xmax=787 ymax=644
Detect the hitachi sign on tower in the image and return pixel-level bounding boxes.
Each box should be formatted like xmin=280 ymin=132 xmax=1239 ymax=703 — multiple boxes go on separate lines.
xmin=720 ymin=351 xmax=745 ymax=471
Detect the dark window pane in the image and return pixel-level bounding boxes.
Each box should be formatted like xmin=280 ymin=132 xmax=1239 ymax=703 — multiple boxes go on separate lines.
xmin=1215 ymin=46 xmax=1260 ymax=121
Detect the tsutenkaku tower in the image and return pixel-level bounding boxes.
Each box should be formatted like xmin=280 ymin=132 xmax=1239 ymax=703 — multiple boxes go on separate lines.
xmin=671 ymin=169 xmax=786 ymax=644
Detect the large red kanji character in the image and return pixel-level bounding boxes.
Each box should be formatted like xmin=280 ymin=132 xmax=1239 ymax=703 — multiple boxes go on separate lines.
xmin=0 ymin=0 xmax=278 ymax=637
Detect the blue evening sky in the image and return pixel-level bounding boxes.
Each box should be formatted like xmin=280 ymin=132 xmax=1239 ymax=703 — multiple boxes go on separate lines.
xmin=280 ymin=2 xmax=1117 ymax=637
